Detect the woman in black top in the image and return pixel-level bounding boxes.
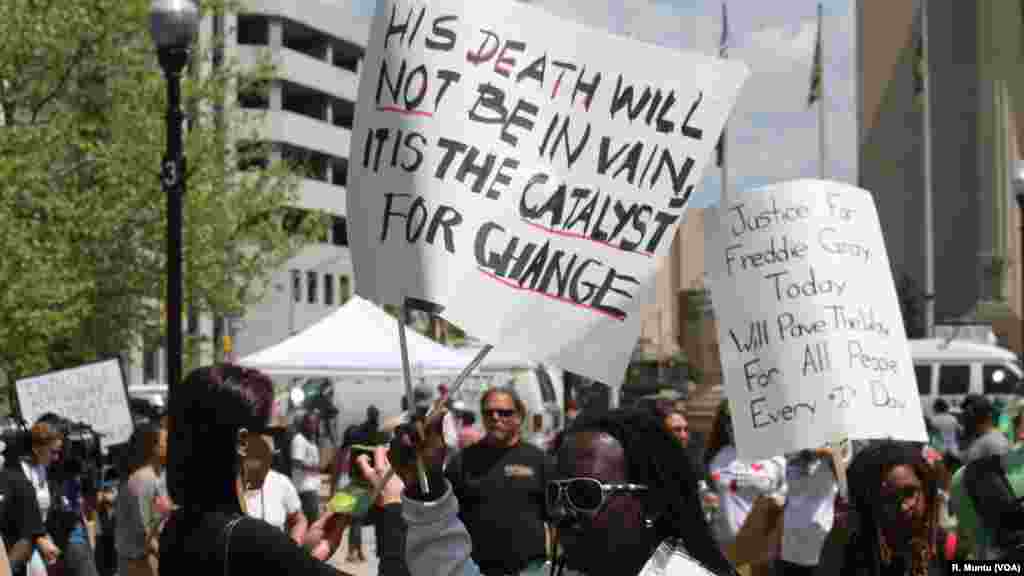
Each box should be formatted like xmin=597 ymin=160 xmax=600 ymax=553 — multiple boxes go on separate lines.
xmin=159 ymin=364 xmax=351 ymax=575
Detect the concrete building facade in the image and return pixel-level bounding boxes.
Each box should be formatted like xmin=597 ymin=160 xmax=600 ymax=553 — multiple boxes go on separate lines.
xmin=126 ymin=0 xmax=369 ymax=387
xmin=857 ymin=0 xmax=1024 ymax=349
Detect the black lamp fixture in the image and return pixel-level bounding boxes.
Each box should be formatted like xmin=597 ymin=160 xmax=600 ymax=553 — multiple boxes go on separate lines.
xmin=148 ymin=0 xmax=199 ymax=404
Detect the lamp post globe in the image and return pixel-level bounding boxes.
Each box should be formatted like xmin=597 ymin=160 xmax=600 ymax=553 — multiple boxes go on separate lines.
xmin=149 ymin=0 xmax=200 ymax=52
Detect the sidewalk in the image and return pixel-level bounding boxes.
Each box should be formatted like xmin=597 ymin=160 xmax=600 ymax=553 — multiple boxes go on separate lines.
xmin=329 ymin=526 xmax=379 ymax=576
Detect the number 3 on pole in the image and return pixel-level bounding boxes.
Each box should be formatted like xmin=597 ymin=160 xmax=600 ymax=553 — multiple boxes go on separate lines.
xmin=161 ymin=157 xmax=181 ymax=190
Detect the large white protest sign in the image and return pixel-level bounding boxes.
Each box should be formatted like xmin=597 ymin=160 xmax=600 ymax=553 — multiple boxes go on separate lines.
xmin=706 ymin=180 xmax=927 ymax=462
xmin=16 ymin=359 xmax=134 ymax=448
xmin=349 ymin=0 xmax=749 ymax=385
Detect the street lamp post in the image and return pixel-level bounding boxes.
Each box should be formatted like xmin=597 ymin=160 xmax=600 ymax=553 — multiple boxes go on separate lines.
xmin=1014 ymin=160 xmax=1024 ymax=358
xmin=149 ymin=0 xmax=199 ymax=401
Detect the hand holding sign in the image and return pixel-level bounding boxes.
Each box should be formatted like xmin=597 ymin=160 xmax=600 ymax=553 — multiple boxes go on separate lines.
xmin=706 ymin=180 xmax=926 ymax=462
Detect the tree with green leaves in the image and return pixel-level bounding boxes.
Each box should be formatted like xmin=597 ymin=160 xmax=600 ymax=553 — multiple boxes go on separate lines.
xmin=0 ymin=0 xmax=326 ymax=385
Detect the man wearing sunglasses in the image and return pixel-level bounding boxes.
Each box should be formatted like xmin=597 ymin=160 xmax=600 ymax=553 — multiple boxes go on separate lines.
xmin=380 ymin=406 xmax=736 ymax=576
xmin=443 ymin=388 xmax=554 ymax=576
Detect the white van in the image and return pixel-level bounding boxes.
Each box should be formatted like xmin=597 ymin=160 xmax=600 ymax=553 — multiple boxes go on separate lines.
xmin=912 ymin=338 xmax=1023 ymax=415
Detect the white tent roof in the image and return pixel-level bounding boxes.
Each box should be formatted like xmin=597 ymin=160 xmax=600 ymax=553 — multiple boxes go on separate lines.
xmin=456 ymin=342 xmax=535 ymax=371
xmin=239 ymin=296 xmax=472 ymax=376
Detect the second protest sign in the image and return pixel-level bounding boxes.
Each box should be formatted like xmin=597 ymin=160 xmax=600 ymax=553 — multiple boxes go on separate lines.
xmin=706 ymin=179 xmax=927 ymax=461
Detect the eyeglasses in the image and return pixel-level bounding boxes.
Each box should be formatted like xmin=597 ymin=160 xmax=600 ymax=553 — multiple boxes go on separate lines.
xmin=546 ymin=478 xmax=648 ymax=518
xmin=483 ymin=408 xmax=518 ymax=420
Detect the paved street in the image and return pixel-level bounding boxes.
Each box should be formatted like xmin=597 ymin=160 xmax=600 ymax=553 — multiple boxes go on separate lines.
xmin=329 ymin=525 xmax=380 ymax=576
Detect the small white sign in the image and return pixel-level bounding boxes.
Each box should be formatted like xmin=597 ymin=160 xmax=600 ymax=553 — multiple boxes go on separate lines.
xmin=706 ymin=179 xmax=927 ymax=461
xmin=348 ymin=0 xmax=749 ymax=385
xmin=16 ymin=359 xmax=134 ymax=448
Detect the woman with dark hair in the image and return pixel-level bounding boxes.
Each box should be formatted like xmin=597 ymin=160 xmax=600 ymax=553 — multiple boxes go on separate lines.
xmin=159 ymin=365 xmax=350 ymax=575
xmin=370 ymin=406 xmax=738 ymax=576
xmin=839 ymin=440 xmax=945 ymax=576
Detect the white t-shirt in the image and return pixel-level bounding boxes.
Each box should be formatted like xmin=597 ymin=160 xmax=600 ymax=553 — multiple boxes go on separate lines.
xmin=708 ymin=446 xmax=787 ymax=544
xmin=22 ymin=461 xmax=50 ymax=522
xmin=291 ymin=433 xmax=321 ymax=493
xmin=246 ymin=470 xmax=302 ymax=533
xmin=781 ymin=456 xmax=837 ymax=566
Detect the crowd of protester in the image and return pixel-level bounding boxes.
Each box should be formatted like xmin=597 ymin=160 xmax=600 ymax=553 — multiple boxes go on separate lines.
xmin=3 ymin=363 xmax=1023 ymax=576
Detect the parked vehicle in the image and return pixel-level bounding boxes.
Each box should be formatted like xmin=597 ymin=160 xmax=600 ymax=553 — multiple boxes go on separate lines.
xmin=912 ymin=338 xmax=1023 ymax=415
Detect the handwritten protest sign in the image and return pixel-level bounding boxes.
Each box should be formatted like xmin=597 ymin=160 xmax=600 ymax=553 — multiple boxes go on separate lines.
xmin=16 ymin=359 xmax=134 ymax=448
xmin=348 ymin=0 xmax=749 ymax=384
xmin=706 ymin=180 xmax=927 ymax=461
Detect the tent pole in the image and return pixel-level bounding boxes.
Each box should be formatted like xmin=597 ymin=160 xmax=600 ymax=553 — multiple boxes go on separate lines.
xmin=397 ymin=301 xmax=431 ymax=494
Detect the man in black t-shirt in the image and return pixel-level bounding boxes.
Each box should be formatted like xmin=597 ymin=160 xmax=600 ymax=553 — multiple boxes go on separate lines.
xmin=445 ymin=388 xmax=554 ymax=576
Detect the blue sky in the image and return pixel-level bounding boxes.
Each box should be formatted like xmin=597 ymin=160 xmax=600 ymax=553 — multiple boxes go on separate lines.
xmin=348 ymin=0 xmax=857 ymax=208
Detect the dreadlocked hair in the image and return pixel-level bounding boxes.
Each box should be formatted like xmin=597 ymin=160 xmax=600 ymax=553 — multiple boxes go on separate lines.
xmin=843 ymin=440 xmax=939 ymax=576
xmin=569 ymin=408 xmax=738 ymax=576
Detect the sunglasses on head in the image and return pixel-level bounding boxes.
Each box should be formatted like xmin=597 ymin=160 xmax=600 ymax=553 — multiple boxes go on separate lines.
xmin=546 ymin=478 xmax=648 ymax=518
xmin=483 ymin=408 xmax=518 ymax=419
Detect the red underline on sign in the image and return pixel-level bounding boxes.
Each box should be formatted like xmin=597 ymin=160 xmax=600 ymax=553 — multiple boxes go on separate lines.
xmin=477 ymin=268 xmax=626 ymax=322
xmin=376 ymin=106 xmax=433 ymax=118
xmin=520 ymin=219 xmax=654 ymax=258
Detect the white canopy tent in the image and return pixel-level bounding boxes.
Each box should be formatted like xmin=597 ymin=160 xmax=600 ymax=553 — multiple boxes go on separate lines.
xmin=239 ymin=296 xmax=472 ymax=376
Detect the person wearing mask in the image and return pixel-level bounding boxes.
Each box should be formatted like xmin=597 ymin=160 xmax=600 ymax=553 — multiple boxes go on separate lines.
xmin=961 ymin=395 xmax=1009 ymax=465
xmin=839 ymin=441 xmax=947 ymax=576
xmin=293 ymin=413 xmax=326 ymax=524
xmin=242 ymin=429 xmax=308 ymax=545
xmin=375 ymin=405 xmax=738 ymax=576
xmin=444 ymin=388 xmax=554 ymax=576
xmin=116 ymin=422 xmax=171 ymax=576
xmin=705 ymin=401 xmax=787 ymax=575
xmin=158 ymin=364 xmax=348 ymax=574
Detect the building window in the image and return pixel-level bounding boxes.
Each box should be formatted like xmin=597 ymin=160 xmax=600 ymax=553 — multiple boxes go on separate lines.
xmin=324 ymin=273 xmax=334 ymax=306
xmin=307 ymin=271 xmax=318 ymax=303
xmin=282 ymin=81 xmax=328 ymax=122
xmin=333 ymin=39 xmax=362 ymax=72
xmin=333 ymin=98 xmax=355 ymax=130
xmin=332 ymin=157 xmax=348 ymax=187
xmin=283 ymin=20 xmax=328 ymax=60
xmin=331 ymin=216 xmax=348 ymax=246
xmin=291 ymin=269 xmax=301 ymax=303
xmin=237 ymin=14 xmax=269 ymax=45
xmin=339 ymin=276 xmax=351 ymax=304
